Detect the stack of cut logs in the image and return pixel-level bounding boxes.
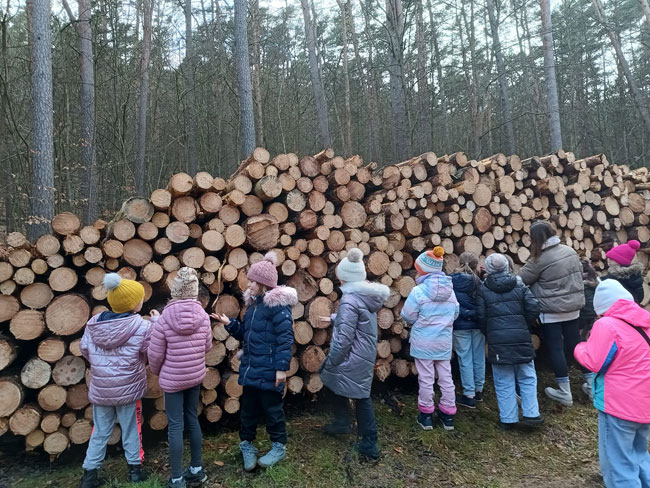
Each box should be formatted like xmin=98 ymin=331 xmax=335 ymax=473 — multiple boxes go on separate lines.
xmin=0 ymin=147 xmax=649 ymax=457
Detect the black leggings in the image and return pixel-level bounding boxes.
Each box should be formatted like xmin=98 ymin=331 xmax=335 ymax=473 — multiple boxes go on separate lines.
xmin=542 ymin=319 xmax=588 ymax=379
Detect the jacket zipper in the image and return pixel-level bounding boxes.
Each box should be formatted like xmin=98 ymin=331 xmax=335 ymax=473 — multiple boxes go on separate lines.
xmin=242 ymin=305 xmax=257 ymax=384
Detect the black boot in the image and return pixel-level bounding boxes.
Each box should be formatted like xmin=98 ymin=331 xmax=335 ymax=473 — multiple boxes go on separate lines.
xmin=128 ymin=464 xmax=149 ymax=483
xmin=355 ymin=435 xmax=380 ymax=460
xmin=323 ymin=418 xmax=353 ymax=435
xmin=80 ymin=469 xmax=105 ymax=488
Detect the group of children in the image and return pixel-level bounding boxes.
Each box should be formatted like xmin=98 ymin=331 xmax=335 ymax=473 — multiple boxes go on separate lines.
xmin=78 ymin=221 xmax=649 ymax=488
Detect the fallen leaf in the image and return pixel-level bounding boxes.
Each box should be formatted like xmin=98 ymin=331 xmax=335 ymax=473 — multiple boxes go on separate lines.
xmin=214 ymin=460 xmax=224 ymax=466
xmin=393 ymin=446 xmax=403 ymax=454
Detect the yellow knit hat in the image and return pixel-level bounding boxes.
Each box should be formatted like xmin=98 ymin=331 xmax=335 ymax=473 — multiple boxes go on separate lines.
xmin=104 ymin=273 xmax=145 ymax=313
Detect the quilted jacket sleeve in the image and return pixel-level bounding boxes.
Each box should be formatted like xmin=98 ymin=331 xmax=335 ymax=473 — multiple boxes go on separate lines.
xmin=327 ymin=300 xmax=358 ymax=366
xmin=476 ymin=287 xmax=487 ymax=334
xmin=273 ymin=305 xmax=294 ymax=371
xmin=400 ymin=289 xmax=420 ymax=325
xmin=80 ymin=328 xmax=90 ymax=361
xmin=204 ymin=313 xmax=213 ymax=352
xmin=147 ymin=318 xmax=167 ymax=376
xmin=522 ymin=285 xmax=541 ymax=326
xmin=574 ymin=318 xmax=617 ymax=374
xmin=226 ymin=318 xmax=244 ymax=341
xmin=519 ymin=260 xmax=540 ymax=286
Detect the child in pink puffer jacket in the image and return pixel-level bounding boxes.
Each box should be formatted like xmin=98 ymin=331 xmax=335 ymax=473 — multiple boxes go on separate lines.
xmin=574 ymin=279 xmax=650 ymax=488
xmin=148 ymin=267 xmax=212 ymax=488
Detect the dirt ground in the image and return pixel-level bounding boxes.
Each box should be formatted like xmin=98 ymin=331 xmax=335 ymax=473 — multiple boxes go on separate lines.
xmin=1 ymin=371 xmax=605 ymax=488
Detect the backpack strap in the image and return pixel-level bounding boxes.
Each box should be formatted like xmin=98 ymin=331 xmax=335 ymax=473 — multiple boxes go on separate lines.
xmin=619 ymin=318 xmax=650 ymax=348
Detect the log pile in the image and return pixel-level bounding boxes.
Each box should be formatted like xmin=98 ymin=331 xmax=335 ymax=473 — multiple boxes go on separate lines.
xmin=0 ymin=146 xmax=649 ymax=456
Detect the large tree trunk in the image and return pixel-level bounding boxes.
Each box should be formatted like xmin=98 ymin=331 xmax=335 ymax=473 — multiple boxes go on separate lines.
xmin=592 ymin=0 xmax=650 ymax=136
xmin=539 ymin=0 xmax=563 ymax=151
xmin=427 ymin=0 xmax=451 ymax=151
xmin=640 ymin=0 xmax=650 ymax=32
xmin=184 ymin=0 xmax=198 ymax=175
xmin=135 ymin=0 xmax=153 ymax=196
xmin=486 ymin=0 xmax=515 ymax=154
xmin=27 ymin=0 xmax=55 ymax=240
xmin=234 ymin=0 xmax=255 ymax=157
xmin=251 ymin=0 xmax=264 ymax=148
xmin=300 ymin=0 xmax=331 ymax=149
xmin=336 ymin=0 xmax=352 ymax=156
xmin=414 ymin=1 xmax=431 ymax=152
xmin=385 ymin=0 xmax=409 ymax=161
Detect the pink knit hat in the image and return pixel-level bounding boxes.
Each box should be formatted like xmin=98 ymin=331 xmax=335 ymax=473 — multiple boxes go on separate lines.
xmin=247 ymin=251 xmax=278 ymax=288
xmin=606 ymin=240 xmax=640 ymax=266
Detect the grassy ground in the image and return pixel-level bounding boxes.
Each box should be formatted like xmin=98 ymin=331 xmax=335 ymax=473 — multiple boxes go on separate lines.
xmin=2 ymin=371 xmax=603 ymax=488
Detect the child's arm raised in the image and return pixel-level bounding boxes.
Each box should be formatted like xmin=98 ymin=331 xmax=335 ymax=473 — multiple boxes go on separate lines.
xmin=212 ymin=313 xmax=245 ymax=341
xmin=574 ymin=319 xmax=617 ymax=374
xmin=326 ymin=301 xmax=358 ymax=366
xmin=147 ymin=319 xmax=167 ymax=376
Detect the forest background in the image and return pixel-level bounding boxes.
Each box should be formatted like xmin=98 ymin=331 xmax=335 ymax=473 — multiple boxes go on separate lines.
xmin=1 ymin=0 xmax=650 ymax=238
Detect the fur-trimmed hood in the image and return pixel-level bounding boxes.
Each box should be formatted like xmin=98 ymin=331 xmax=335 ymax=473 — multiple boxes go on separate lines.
xmin=340 ymin=281 xmax=390 ymax=313
xmin=243 ymin=285 xmax=298 ymax=307
xmin=607 ymin=261 xmax=644 ymax=280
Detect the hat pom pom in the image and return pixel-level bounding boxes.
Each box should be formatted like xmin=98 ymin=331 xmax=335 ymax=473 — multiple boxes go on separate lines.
xmin=347 ymin=248 xmax=363 ymax=263
xmin=628 ymin=240 xmax=641 ymax=251
xmin=103 ymin=273 xmax=122 ymax=291
xmin=433 ymin=246 xmax=445 ymax=258
xmin=264 ymin=251 xmax=278 ymax=266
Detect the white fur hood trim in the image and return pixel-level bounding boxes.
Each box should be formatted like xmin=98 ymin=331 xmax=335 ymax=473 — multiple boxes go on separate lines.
xmin=340 ymin=281 xmax=390 ymax=302
xmin=243 ymin=285 xmax=298 ymax=307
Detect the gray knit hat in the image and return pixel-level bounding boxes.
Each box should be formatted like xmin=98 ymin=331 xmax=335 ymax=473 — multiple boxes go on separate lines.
xmin=171 ymin=267 xmax=199 ymax=300
xmin=484 ymin=253 xmax=509 ymax=275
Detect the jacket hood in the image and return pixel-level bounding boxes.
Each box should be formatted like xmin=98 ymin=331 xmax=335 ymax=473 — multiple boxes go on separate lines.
xmin=607 ymin=262 xmax=644 ymax=280
xmin=416 ymin=272 xmax=454 ymax=302
xmin=485 ymin=272 xmax=517 ymax=293
xmin=86 ymin=313 xmax=143 ymax=349
xmin=340 ymin=281 xmax=390 ymax=313
xmin=161 ymin=299 xmax=207 ymax=335
xmin=605 ymin=299 xmax=650 ymax=329
xmin=243 ymin=285 xmax=298 ymax=307
xmin=542 ymin=235 xmax=561 ymax=250
xmin=451 ymin=272 xmax=478 ymax=294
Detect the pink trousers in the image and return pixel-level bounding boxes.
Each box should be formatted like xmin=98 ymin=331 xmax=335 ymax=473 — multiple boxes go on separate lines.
xmin=415 ymin=358 xmax=457 ymax=415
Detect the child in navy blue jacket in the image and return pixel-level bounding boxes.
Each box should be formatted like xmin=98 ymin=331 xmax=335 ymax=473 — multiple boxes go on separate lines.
xmin=450 ymin=252 xmax=485 ymax=408
xmin=212 ymin=252 xmax=297 ymax=472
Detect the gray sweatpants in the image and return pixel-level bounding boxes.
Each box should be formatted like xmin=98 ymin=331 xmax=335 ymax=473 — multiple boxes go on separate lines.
xmin=82 ymin=402 xmax=141 ymax=469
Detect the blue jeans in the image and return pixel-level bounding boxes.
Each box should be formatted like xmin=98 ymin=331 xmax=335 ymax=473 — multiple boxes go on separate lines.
xmin=492 ymin=361 xmax=540 ymax=423
xmin=598 ymin=411 xmax=650 ymax=488
xmin=165 ymin=385 xmax=203 ymax=479
xmin=83 ymin=402 xmax=141 ymax=469
xmin=453 ymin=329 xmax=486 ymax=397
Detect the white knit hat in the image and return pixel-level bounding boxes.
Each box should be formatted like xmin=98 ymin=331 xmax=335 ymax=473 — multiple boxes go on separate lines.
xmin=171 ymin=267 xmax=199 ymax=300
xmin=593 ymin=279 xmax=634 ymax=315
xmin=336 ymin=248 xmax=366 ymax=283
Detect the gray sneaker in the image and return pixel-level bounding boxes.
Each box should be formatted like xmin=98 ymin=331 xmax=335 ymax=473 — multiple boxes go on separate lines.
xmin=257 ymin=442 xmax=286 ymax=468
xmin=240 ymin=441 xmax=258 ymax=472
xmin=168 ymin=478 xmax=186 ymax=488
xmin=545 ymin=382 xmax=573 ymax=407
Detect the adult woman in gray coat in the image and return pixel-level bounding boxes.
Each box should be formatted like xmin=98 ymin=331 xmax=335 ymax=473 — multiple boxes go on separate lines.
xmin=319 ymin=248 xmax=390 ymax=460
xmin=519 ymin=221 xmax=592 ymax=406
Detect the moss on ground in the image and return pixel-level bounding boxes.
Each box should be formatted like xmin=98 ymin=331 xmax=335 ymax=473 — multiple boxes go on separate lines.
xmin=5 ymin=371 xmax=603 ymax=488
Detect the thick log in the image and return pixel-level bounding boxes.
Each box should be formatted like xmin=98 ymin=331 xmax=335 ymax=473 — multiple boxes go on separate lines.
xmin=0 ymin=379 xmax=23 ymax=417
xmin=20 ymin=358 xmax=52 ymax=389
xmin=300 ymin=346 xmax=325 ymax=373
xmin=45 ymin=294 xmax=90 ymax=336
xmin=52 ymin=356 xmax=86 ymax=386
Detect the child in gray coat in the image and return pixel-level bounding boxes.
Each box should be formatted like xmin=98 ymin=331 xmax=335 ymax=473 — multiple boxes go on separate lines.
xmin=319 ymin=248 xmax=390 ymax=460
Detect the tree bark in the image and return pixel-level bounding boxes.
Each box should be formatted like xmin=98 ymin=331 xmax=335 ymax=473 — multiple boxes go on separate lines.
xmin=486 ymin=0 xmax=515 ymax=154
xmin=414 ymin=0 xmax=432 ymax=152
xmin=539 ymin=0 xmax=563 ymax=151
xmin=184 ymin=0 xmax=198 ymax=175
xmin=591 ymin=0 xmax=650 ymax=136
xmin=135 ymin=0 xmax=153 ymax=196
xmin=300 ymin=0 xmax=331 ymax=148
xmin=336 ymin=0 xmax=352 ymax=156
xmin=640 ymin=0 xmax=650 ymax=32
xmin=427 ymin=0 xmax=451 ymax=151
xmin=251 ymin=0 xmax=264 ymax=148
xmin=234 ymin=0 xmax=255 ymax=157
xmin=27 ymin=0 xmax=55 ymax=240
xmin=385 ymin=0 xmax=409 ymax=161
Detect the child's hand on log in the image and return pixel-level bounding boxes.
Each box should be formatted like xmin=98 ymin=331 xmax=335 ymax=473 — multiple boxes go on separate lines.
xmin=275 ymin=371 xmax=287 ymax=387
xmin=210 ymin=313 xmax=230 ymax=326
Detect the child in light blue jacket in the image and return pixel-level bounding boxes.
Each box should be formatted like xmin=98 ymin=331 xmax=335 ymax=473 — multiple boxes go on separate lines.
xmin=401 ymin=247 xmax=459 ymax=431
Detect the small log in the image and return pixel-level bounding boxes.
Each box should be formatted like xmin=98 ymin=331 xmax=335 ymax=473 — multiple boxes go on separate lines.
xmin=52 ymin=212 xmax=81 ymax=236
xmin=43 ymin=431 xmax=69 ymax=456
xmin=38 ymin=337 xmax=66 ymax=363
xmin=10 ymin=404 xmax=41 ymax=436
xmin=20 ymin=358 xmax=52 ymax=389
xmin=69 ymin=418 xmax=93 ymax=444
xmin=300 ymin=346 xmax=326 ymax=373
xmin=52 ymin=356 xmax=86 ymax=386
